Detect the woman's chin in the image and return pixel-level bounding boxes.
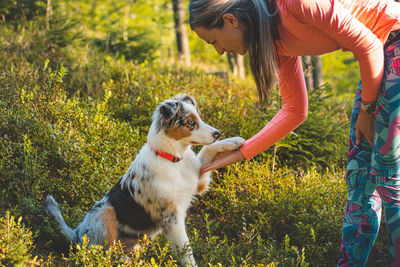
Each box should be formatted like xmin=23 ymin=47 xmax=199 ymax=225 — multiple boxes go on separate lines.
xmin=238 ymin=49 xmax=248 ymax=56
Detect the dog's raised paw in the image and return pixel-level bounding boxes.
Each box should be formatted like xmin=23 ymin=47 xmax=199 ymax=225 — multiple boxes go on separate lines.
xmin=209 ymin=137 xmax=245 ymax=152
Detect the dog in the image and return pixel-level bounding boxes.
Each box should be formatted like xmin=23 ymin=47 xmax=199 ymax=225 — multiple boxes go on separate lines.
xmin=45 ymin=94 xmax=245 ymax=266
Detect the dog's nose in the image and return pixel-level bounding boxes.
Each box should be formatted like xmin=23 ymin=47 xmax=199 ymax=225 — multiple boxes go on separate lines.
xmin=213 ymin=130 xmax=221 ymax=139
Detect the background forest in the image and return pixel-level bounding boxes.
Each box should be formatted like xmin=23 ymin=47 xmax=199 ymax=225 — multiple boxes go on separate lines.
xmin=0 ymin=0 xmax=388 ymax=266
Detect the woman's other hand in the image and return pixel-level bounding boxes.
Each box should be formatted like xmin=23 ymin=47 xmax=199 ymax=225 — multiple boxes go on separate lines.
xmin=199 ymin=149 xmax=245 ymax=175
xmin=356 ymin=108 xmax=375 ymax=147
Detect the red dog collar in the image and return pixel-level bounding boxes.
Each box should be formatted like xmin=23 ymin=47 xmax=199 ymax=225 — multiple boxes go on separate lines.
xmin=151 ymin=147 xmax=182 ymax=163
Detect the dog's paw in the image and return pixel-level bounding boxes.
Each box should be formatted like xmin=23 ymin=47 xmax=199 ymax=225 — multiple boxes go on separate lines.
xmin=209 ymin=137 xmax=245 ymax=152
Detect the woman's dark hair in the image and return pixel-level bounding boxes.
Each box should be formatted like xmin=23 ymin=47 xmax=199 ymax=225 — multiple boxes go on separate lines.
xmin=189 ymin=0 xmax=280 ymax=106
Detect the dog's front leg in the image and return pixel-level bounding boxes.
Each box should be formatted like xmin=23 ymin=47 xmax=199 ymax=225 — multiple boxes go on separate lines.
xmin=197 ymin=146 xmax=218 ymax=167
xmin=163 ymin=218 xmax=197 ymax=267
xmin=196 ymin=137 xmax=245 ymax=194
xmin=196 ymin=146 xmax=213 ymax=194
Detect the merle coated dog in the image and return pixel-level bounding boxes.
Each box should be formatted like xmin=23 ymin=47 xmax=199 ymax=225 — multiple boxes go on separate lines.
xmin=46 ymin=94 xmax=245 ymax=266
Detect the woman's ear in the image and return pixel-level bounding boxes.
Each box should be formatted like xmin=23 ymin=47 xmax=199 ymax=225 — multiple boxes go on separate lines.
xmin=222 ymin=13 xmax=239 ymax=28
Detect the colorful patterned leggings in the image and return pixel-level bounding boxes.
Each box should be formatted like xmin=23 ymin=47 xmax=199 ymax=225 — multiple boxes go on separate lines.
xmin=338 ymin=37 xmax=400 ymax=267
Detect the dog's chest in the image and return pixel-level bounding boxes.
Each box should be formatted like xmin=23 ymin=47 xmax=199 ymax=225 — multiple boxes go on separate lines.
xmin=138 ymin=157 xmax=199 ymax=210
xmin=150 ymin=168 xmax=198 ymax=202
xmin=153 ymin=160 xmax=198 ymax=197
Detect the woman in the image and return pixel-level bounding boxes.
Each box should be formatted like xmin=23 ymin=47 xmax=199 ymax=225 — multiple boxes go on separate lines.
xmin=189 ymin=0 xmax=400 ymax=265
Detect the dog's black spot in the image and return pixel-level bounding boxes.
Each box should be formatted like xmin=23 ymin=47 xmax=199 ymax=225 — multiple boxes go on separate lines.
xmin=127 ymin=172 xmax=136 ymax=181
xmin=134 ymin=167 xmax=147 ymax=181
xmin=160 ymin=101 xmax=179 ymax=120
xmin=137 ymin=188 xmax=141 ymax=195
xmin=178 ymin=117 xmax=186 ymax=126
xmin=155 ymin=112 xmax=175 ymax=133
xmin=106 ymin=181 xmax=156 ymax=231
xmin=154 ymin=113 xmax=163 ymax=133
xmin=162 ymin=214 xmax=177 ymax=231
xmin=179 ymin=95 xmax=196 ymax=106
xmin=92 ymin=201 xmax=105 ymax=210
xmin=83 ymin=201 xmax=105 ymax=220
xmin=140 ymin=164 xmax=149 ymax=179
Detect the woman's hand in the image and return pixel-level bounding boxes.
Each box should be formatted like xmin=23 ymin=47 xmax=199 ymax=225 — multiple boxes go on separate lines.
xmin=199 ymin=149 xmax=245 ymax=175
xmin=355 ymin=108 xmax=375 ymax=147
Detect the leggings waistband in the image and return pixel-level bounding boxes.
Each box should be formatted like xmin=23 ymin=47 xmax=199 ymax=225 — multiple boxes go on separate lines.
xmin=386 ymin=29 xmax=400 ymax=47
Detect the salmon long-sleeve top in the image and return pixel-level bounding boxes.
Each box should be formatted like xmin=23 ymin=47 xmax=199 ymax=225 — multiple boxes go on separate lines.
xmin=240 ymin=0 xmax=400 ymax=160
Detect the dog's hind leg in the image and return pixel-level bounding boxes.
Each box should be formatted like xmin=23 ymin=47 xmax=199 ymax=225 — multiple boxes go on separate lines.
xmin=102 ymin=206 xmax=118 ymax=245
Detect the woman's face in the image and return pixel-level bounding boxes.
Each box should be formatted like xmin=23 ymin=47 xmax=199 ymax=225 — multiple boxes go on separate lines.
xmin=194 ymin=14 xmax=248 ymax=56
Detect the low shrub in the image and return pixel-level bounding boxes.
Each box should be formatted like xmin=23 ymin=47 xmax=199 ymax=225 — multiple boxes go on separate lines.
xmin=187 ymin=161 xmax=347 ymax=266
xmin=0 ymin=211 xmax=38 ymax=266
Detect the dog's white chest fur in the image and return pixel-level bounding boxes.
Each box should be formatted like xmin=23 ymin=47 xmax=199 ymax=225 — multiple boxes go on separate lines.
xmin=129 ymin=146 xmax=200 ymax=213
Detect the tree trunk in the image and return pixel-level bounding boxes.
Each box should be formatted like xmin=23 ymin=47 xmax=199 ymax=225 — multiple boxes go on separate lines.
xmin=302 ymin=56 xmax=314 ymax=90
xmin=172 ymin=0 xmax=191 ymax=66
xmin=46 ymin=0 xmax=52 ymax=30
xmin=227 ymin=54 xmax=245 ymax=78
xmin=237 ymin=54 xmax=245 ymax=78
xmin=302 ymin=56 xmax=324 ymax=90
xmin=312 ymin=56 xmax=323 ymax=89
xmin=124 ymin=4 xmax=131 ymax=41
xmin=90 ymin=0 xmax=97 ymax=19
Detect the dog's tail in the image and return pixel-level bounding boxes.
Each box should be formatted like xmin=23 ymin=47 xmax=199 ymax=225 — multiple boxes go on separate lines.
xmin=45 ymin=195 xmax=77 ymax=242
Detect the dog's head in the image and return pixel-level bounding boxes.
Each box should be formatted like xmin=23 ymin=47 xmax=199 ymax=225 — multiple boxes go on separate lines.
xmin=152 ymin=94 xmax=221 ymax=145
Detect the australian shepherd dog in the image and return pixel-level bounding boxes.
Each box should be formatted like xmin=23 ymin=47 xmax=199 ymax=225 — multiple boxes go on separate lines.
xmin=45 ymin=94 xmax=244 ymax=266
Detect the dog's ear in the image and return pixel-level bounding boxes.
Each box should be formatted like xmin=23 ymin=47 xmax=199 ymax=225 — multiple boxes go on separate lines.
xmin=174 ymin=94 xmax=196 ymax=107
xmin=159 ymin=101 xmax=181 ymax=120
xmin=182 ymin=95 xmax=196 ymax=106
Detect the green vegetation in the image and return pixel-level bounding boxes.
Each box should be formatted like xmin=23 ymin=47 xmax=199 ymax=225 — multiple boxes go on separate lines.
xmin=0 ymin=0 xmax=387 ymax=266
